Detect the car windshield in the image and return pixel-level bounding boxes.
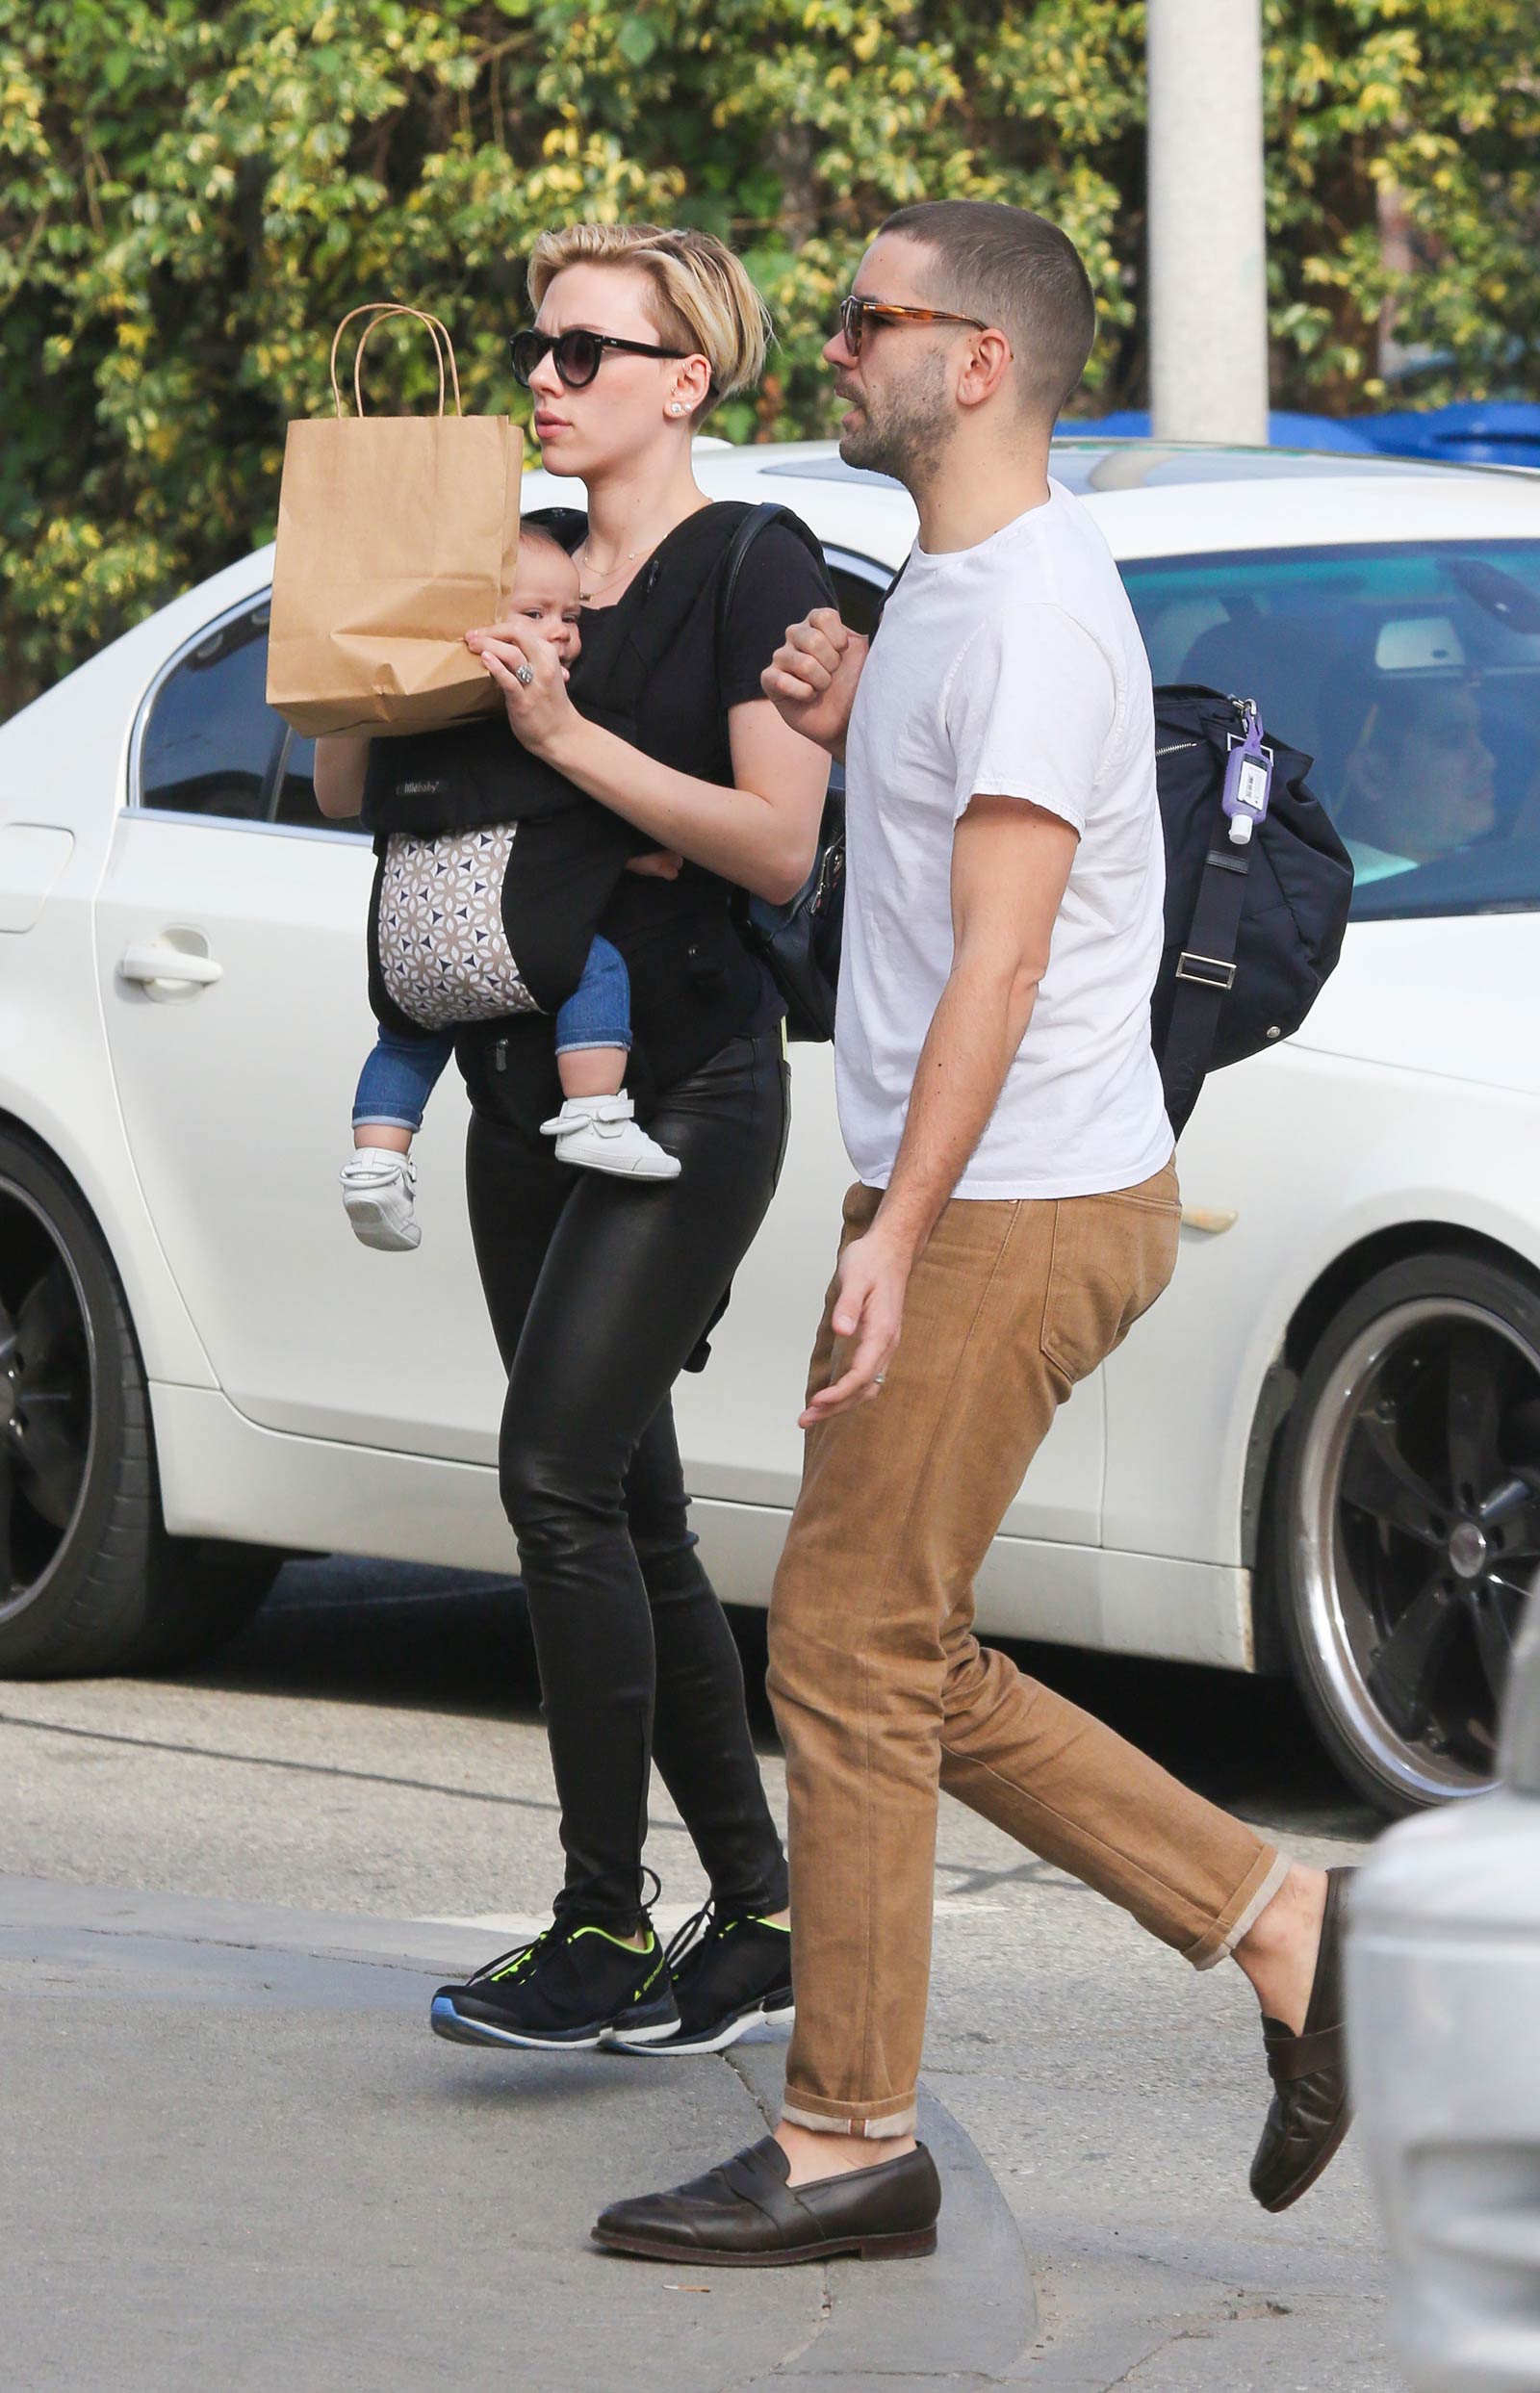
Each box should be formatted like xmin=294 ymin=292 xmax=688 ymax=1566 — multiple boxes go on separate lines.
xmin=1121 ymin=541 xmax=1540 ymax=920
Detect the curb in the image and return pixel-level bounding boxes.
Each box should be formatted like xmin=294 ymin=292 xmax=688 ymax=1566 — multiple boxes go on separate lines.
xmin=0 ymin=1872 xmax=507 ymax=1975
xmin=725 ymin=2038 xmax=1037 ymax=2389
xmin=4 ymin=1874 xmax=1037 ymax=2386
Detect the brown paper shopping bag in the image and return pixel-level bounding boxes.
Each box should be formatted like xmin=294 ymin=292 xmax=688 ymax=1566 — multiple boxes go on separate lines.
xmin=266 ymin=303 xmax=522 ymax=737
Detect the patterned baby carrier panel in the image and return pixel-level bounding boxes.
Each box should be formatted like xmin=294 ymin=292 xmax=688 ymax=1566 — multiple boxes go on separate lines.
xmin=375 ymin=825 xmax=542 ymax=1032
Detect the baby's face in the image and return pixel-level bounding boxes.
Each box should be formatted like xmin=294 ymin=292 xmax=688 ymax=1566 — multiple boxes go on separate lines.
xmin=509 ymin=541 xmax=583 ymax=665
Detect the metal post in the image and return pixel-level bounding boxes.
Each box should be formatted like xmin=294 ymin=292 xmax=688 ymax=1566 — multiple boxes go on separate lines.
xmin=1146 ymin=0 xmax=1270 ymax=445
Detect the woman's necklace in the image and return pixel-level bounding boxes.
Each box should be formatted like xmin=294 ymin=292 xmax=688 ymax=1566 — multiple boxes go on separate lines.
xmin=577 ymin=500 xmax=711 ymax=604
xmin=576 ymin=539 xmax=646 ymax=604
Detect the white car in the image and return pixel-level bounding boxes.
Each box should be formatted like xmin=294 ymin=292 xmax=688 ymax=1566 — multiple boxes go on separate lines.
xmin=3 ymin=436 xmax=1538 ymax=1817
xmin=1348 ymin=1599 xmax=1540 ymax=2391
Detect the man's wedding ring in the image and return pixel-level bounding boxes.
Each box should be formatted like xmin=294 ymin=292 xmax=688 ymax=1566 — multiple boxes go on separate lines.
xmin=513 ymin=662 xmax=535 ymax=687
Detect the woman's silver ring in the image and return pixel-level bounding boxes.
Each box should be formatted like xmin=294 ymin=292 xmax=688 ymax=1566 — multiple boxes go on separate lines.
xmin=514 ymin=662 xmax=535 ymax=687
xmin=874 ymin=1373 xmax=887 ymax=1387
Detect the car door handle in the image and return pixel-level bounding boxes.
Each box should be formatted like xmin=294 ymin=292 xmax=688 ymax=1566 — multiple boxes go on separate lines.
xmin=119 ymin=940 xmax=224 ymax=990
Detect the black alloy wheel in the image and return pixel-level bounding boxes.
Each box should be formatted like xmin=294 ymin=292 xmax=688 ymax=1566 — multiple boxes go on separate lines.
xmin=0 ymin=1129 xmax=284 ymax=1677
xmin=1271 ymin=1252 xmax=1540 ymax=1816
xmin=0 ymin=1170 xmax=98 ymax=1647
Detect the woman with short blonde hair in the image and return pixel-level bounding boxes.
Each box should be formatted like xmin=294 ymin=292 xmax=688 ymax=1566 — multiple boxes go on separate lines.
xmin=526 ymin=221 xmax=773 ymax=420
xmin=409 ymin=222 xmax=835 ymax=2057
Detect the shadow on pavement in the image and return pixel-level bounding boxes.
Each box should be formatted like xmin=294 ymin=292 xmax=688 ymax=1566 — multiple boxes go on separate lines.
xmin=177 ymin=1554 xmax=1378 ymax=1841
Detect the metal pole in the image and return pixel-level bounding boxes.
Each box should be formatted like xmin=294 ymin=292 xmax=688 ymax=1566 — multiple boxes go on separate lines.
xmin=1146 ymin=0 xmax=1270 ymax=444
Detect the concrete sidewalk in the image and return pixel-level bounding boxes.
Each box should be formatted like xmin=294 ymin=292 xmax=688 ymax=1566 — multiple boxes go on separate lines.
xmin=0 ymin=1875 xmax=1034 ymax=2393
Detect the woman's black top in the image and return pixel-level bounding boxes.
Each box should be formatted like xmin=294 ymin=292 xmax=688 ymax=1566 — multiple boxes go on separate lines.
xmin=432 ymin=502 xmax=834 ymax=1132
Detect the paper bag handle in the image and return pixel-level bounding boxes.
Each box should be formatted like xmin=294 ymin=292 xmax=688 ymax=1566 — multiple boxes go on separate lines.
xmin=329 ymin=304 xmax=464 ymax=420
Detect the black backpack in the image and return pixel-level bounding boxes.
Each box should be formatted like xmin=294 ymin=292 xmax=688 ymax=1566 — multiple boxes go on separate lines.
xmin=730 ymin=508 xmax=1353 ymax=1136
xmin=1147 ymin=687 xmax=1352 ymax=1135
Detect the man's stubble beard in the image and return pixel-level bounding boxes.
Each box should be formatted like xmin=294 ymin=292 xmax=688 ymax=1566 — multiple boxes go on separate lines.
xmin=838 ymin=347 xmax=955 ymax=494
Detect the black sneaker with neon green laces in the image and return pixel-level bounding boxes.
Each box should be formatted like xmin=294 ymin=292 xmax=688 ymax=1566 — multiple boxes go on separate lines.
xmin=429 ymin=1910 xmax=679 ymax=2052
xmin=613 ymin=1903 xmax=793 ymax=2056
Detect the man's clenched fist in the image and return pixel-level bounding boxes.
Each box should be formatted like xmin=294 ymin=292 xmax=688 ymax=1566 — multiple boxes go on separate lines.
xmin=761 ymin=607 xmax=869 ymax=762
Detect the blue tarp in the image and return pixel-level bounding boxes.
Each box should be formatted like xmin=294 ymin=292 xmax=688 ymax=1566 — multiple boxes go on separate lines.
xmin=1065 ymin=401 xmax=1540 ymax=469
xmin=1063 ymin=409 xmax=1376 ymax=452
xmin=1352 ymin=403 xmax=1540 ymax=470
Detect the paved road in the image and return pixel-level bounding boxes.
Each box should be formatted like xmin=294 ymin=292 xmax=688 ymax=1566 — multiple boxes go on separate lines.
xmin=0 ymin=1558 xmax=1393 ymax=2389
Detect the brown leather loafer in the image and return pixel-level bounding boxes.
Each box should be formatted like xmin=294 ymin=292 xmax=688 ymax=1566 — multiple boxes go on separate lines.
xmin=1250 ymin=1865 xmax=1355 ymax=2213
xmin=593 ymin=2134 xmax=941 ymax=2266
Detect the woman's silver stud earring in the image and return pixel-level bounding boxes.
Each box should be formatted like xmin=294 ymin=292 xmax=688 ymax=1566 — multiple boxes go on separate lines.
xmin=670 ymin=402 xmax=682 ymax=415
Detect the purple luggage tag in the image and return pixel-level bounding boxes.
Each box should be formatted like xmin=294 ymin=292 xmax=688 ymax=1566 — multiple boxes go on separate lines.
xmin=1221 ymin=700 xmax=1272 ymax=848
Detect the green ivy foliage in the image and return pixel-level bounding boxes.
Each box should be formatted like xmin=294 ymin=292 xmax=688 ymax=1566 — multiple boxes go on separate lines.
xmin=2 ymin=0 xmax=1535 ymax=712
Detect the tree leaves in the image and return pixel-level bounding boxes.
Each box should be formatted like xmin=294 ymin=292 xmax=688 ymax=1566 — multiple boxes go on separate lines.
xmin=1 ymin=0 xmax=1535 ymax=715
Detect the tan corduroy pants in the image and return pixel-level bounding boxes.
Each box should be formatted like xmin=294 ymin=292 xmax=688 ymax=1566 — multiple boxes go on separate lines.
xmin=767 ymin=1162 xmax=1288 ymax=2138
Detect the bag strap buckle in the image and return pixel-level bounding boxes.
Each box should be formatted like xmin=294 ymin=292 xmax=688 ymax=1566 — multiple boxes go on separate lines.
xmin=1175 ymin=950 xmax=1238 ymax=991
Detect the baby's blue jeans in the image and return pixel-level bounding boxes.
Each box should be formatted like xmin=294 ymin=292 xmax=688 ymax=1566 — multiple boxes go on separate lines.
xmin=353 ymin=936 xmax=632 ymax=1131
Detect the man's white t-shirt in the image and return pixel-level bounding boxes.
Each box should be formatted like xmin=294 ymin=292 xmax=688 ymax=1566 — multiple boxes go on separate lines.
xmin=836 ymin=479 xmax=1173 ymax=1200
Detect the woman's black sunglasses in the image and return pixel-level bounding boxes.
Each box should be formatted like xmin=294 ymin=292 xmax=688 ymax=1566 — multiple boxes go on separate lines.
xmin=508 ymin=326 xmax=689 ymax=391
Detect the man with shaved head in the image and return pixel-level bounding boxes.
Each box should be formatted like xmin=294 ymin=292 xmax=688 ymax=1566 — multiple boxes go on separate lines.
xmin=597 ymin=200 xmax=1350 ymax=2267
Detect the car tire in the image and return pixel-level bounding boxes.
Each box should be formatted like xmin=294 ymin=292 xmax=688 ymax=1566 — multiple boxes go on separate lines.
xmin=1270 ymin=1251 xmax=1540 ymax=1817
xmin=0 ymin=1129 xmax=284 ymax=1678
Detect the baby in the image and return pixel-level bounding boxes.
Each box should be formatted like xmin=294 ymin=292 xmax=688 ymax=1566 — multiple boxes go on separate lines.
xmin=327 ymin=528 xmax=680 ymax=1254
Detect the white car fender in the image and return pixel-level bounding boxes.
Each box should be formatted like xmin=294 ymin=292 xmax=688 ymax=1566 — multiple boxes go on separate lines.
xmin=0 ymin=628 xmax=220 ymax=1392
xmin=1105 ymin=1047 xmax=1540 ymax=1577
xmin=0 ymin=1038 xmax=218 ymax=1398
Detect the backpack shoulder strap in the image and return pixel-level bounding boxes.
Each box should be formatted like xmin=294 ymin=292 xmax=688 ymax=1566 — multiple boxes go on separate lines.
xmin=1155 ymin=690 xmax=1252 ymax=1139
xmin=712 ymin=501 xmax=829 ymax=654
xmin=1160 ymin=838 xmax=1251 ymax=1138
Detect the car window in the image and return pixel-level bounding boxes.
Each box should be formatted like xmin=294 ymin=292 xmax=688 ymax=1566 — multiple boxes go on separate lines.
xmin=138 ymin=605 xmax=284 ymax=821
xmin=830 ymin=563 xmax=888 ymax=640
xmin=271 ymin=733 xmax=335 ymax=833
xmin=1121 ymin=542 xmax=1540 ymax=920
xmin=138 ymin=601 xmax=368 ymax=836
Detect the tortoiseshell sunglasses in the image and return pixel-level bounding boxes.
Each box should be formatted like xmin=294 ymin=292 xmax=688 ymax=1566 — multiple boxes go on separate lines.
xmin=836 ymin=295 xmax=991 ymax=354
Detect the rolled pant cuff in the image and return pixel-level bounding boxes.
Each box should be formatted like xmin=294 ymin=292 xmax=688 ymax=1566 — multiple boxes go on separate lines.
xmin=783 ymin=2094 xmax=918 ymax=2140
xmin=1184 ymin=1847 xmax=1291 ymax=1971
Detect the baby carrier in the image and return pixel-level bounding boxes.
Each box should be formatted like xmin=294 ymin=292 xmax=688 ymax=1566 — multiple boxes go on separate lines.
xmin=363 ymin=501 xmax=828 ymax=1046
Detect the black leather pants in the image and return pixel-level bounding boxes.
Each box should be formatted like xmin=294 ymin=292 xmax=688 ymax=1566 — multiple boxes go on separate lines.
xmin=464 ymin=1028 xmax=792 ymax=1931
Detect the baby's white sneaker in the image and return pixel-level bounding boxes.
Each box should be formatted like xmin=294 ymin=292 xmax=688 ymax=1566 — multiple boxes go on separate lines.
xmin=340 ymin=1146 xmax=421 ymax=1250
xmin=540 ymin=1095 xmax=681 ymax=1181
